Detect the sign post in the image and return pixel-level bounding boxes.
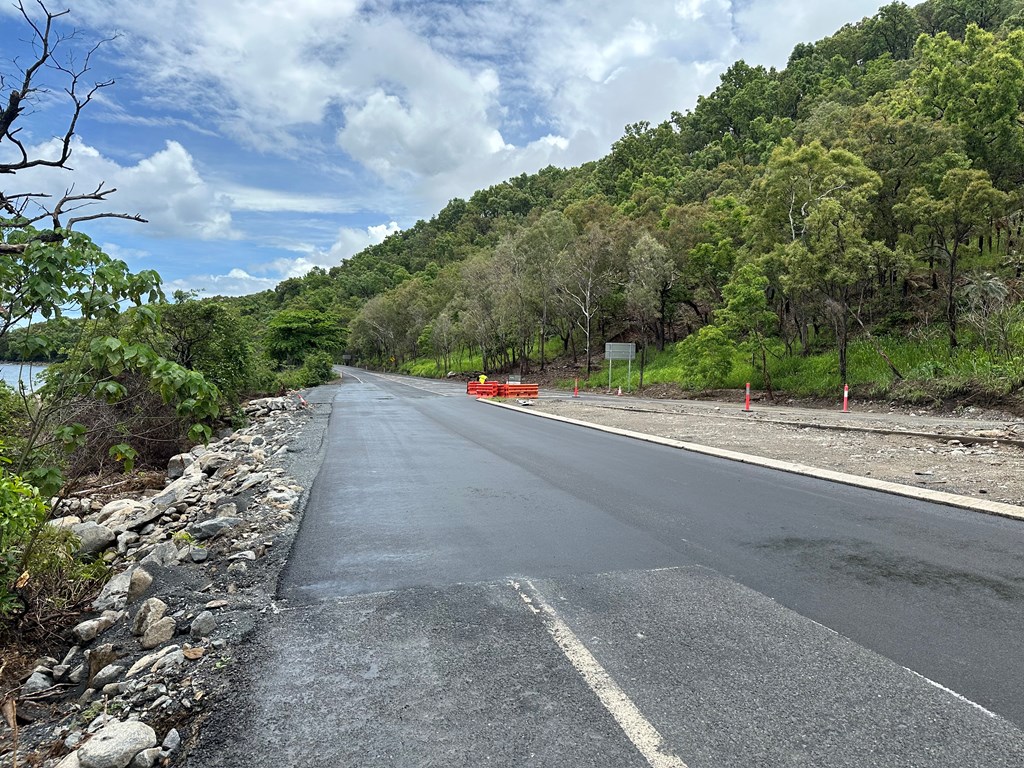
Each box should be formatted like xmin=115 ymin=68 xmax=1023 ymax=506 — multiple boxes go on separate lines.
xmin=604 ymin=343 xmax=637 ymax=393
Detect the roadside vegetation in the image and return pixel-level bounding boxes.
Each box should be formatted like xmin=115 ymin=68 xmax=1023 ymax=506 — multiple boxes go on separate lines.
xmin=181 ymin=0 xmax=1024 ymax=413
xmin=3 ymin=0 xmax=1024 ymax=642
xmin=0 ymin=2 xmax=336 ymax=642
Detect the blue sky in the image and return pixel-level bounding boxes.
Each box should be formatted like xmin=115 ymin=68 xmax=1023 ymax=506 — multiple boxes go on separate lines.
xmin=1 ymin=0 xmax=891 ymax=297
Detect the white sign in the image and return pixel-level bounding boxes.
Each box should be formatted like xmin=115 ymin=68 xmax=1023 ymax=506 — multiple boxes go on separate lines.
xmin=604 ymin=343 xmax=636 ymax=361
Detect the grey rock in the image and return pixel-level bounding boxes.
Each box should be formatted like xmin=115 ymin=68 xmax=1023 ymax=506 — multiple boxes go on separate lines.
xmin=189 ymin=610 xmax=216 ymax=638
xmin=228 ymin=550 xmax=256 ymax=561
xmin=190 ymin=516 xmax=242 ymax=540
xmin=129 ymin=747 xmax=162 ymax=768
xmin=96 ymin=499 xmax=148 ymax=526
xmin=140 ymin=616 xmax=176 ymax=650
xmin=226 ymin=560 xmax=248 ymax=575
xmin=119 ymin=504 xmax=164 ymax=533
xmin=52 ymin=664 xmax=70 ymax=681
xmin=73 ymin=611 xmax=119 ymax=643
xmin=73 ymin=618 xmax=104 ymax=644
xmin=189 ymin=547 xmax=209 ymax=563
xmin=89 ymin=664 xmax=125 ymax=689
xmin=131 ymin=598 xmax=168 ymax=637
xmin=150 ymin=649 xmax=185 ymax=675
xmin=126 ymin=645 xmax=179 ymax=678
xmin=139 ymin=542 xmax=177 ymax=569
xmin=21 ymin=671 xmax=53 ymax=695
xmin=86 ymin=644 xmax=120 ymax=684
xmin=166 ymin=452 xmax=194 ymax=480
xmin=68 ymin=663 xmax=87 ymax=684
xmin=55 ymin=752 xmax=81 ymax=768
xmin=148 ymin=473 xmax=203 ymax=513
xmin=49 ymin=515 xmax=82 ymax=529
xmin=73 ymin=522 xmax=116 ymax=556
xmin=93 ymin=568 xmax=135 ymax=612
xmin=161 ymin=728 xmax=181 ymax=753
xmin=127 ymin=568 xmax=153 ymax=603
xmin=77 ymin=720 xmax=157 ymax=768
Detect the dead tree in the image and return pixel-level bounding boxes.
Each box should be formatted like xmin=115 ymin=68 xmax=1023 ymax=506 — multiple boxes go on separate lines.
xmin=1 ymin=0 xmax=146 ymax=252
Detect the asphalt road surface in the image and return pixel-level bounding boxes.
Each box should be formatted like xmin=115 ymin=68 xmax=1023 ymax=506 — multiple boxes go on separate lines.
xmin=195 ymin=369 xmax=1024 ymax=767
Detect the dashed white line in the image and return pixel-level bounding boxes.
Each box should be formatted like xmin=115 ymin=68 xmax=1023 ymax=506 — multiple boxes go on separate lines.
xmin=510 ymin=579 xmax=689 ymax=768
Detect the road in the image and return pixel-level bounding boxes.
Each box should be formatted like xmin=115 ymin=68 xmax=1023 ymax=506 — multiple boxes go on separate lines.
xmin=193 ymin=369 xmax=1024 ymax=767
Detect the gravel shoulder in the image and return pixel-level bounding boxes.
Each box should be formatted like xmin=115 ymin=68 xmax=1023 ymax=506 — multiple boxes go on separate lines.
xmin=524 ymin=396 xmax=1024 ymax=508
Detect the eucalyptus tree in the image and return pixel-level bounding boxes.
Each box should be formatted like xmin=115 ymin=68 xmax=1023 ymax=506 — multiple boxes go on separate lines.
xmin=625 ymin=233 xmax=674 ymax=388
xmin=912 ymin=24 xmax=1024 ymax=189
xmin=553 ymin=223 xmax=615 ymax=376
xmin=753 ymin=139 xmax=899 ymax=383
xmin=895 ymin=167 xmax=1008 ymax=350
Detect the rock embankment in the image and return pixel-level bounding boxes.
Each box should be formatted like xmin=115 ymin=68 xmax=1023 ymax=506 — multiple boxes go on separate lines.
xmin=4 ymin=395 xmax=323 ymax=768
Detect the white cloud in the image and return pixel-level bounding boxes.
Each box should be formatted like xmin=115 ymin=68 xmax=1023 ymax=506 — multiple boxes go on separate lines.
xmin=262 ymin=220 xmax=402 ymax=278
xmin=729 ymin=2 xmax=887 ymax=67
xmin=221 ymin=185 xmax=356 ymax=215
xmin=335 ymin=19 xmax=511 ymax=180
xmin=164 ymin=220 xmax=402 ymax=297
xmin=10 ymin=138 xmax=239 ymax=240
xmin=3 ymin=0 xmax=898 ymax=296
xmin=165 ymin=269 xmax=279 ymax=298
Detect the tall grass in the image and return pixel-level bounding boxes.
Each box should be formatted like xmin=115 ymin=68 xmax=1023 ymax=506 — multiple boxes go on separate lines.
xmin=582 ymin=332 xmax=1024 ymax=402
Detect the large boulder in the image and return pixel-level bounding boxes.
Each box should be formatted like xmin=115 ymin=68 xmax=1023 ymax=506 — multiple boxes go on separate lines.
xmin=72 ymin=522 xmax=116 ymax=557
xmin=77 ymin=720 xmax=157 ymax=768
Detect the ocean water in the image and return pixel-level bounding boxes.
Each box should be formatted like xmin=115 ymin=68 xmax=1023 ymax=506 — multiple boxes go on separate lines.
xmin=0 ymin=362 xmax=47 ymax=390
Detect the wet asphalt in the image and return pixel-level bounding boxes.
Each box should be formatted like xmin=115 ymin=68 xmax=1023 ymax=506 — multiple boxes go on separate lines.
xmin=191 ymin=370 xmax=1024 ymax=767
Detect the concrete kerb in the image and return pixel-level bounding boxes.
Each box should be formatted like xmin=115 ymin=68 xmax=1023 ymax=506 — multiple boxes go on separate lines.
xmin=479 ymin=399 xmax=1024 ymax=524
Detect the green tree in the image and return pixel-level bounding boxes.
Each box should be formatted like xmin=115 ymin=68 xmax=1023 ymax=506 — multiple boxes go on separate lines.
xmin=716 ymin=263 xmax=778 ymax=397
xmin=159 ymin=292 xmax=260 ymax=402
xmin=267 ymin=309 xmax=345 ymax=367
xmin=895 ymin=168 xmax=1008 ymax=350
xmin=912 ymin=25 xmax=1024 ymax=188
xmin=754 ymin=139 xmax=897 ymax=383
xmin=626 ymin=233 xmax=674 ymax=388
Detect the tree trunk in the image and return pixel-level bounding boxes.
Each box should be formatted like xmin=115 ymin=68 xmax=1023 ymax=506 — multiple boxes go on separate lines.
xmin=947 ymin=244 xmax=959 ymax=350
xmin=584 ymin=316 xmax=593 ymax=376
xmin=639 ymin=340 xmax=646 ymax=390
xmin=837 ymin=313 xmax=849 ymax=385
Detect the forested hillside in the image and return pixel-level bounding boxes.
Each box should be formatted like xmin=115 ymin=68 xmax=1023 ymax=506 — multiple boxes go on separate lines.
xmin=195 ymin=0 xmax=1024 ymax=402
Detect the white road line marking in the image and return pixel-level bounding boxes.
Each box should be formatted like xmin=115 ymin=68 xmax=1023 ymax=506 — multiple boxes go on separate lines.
xmin=356 ymin=370 xmax=459 ymax=397
xmin=908 ymin=670 xmax=999 ymax=719
xmin=510 ymin=579 xmax=689 ymax=768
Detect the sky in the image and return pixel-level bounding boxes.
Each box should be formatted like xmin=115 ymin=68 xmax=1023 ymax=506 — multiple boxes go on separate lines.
xmin=1 ymin=0 xmax=892 ymax=298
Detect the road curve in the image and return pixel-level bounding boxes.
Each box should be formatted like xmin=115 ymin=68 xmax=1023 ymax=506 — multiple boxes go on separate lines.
xmin=189 ymin=369 xmax=1024 ymax=767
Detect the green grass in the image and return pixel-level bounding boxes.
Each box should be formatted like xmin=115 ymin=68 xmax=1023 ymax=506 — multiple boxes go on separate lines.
xmin=392 ymin=327 xmax=1024 ymax=407
xmin=580 ymin=331 xmax=1024 ymax=404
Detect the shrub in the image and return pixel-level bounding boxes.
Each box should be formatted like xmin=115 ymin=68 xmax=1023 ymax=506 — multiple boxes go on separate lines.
xmin=0 ymin=457 xmax=48 ymax=618
xmin=299 ymin=351 xmax=336 ymax=387
xmin=677 ymin=326 xmax=734 ymax=390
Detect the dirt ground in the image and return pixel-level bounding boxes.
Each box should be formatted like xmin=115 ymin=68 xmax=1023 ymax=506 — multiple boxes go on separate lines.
xmin=525 ymin=394 xmax=1024 ymax=508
